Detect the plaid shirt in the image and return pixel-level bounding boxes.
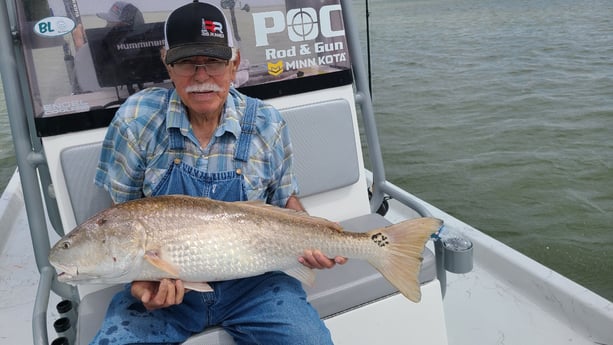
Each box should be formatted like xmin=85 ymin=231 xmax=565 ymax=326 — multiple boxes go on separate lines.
xmin=94 ymin=87 xmax=299 ymax=206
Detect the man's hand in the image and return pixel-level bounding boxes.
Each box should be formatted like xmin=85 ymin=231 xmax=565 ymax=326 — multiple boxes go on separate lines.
xmin=131 ymin=279 xmax=186 ymax=311
xmin=285 ymin=197 xmax=348 ymax=269
xmin=299 ymin=249 xmax=347 ymax=269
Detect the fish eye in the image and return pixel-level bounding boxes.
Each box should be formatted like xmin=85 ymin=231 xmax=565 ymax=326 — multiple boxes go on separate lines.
xmin=61 ymin=241 xmax=71 ymax=250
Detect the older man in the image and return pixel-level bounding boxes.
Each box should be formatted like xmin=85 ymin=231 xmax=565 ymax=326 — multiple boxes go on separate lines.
xmin=92 ymin=1 xmax=343 ymax=344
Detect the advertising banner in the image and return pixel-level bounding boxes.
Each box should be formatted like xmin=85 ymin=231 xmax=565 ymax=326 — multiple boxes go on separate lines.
xmin=17 ymin=0 xmax=351 ymax=126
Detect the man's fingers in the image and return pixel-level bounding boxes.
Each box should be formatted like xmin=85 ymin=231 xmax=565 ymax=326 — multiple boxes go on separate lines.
xmin=131 ymin=281 xmax=155 ymax=304
xmin=300 ymin=250 xmax=345 ymax=269
xmin=335 ymin=256 xmax=348 ymax=265
xmin=175 ymin=279 xmax=185 ymax=304
xmin=159 ymin=279 xmax=176 ymax=306
xmin=314 ymin=251 xmax=337 ymax=268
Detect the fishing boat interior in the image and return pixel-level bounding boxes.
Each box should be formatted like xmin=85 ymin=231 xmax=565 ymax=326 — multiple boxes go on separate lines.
xmin=0 ymin=0 xmax=611 ymax=344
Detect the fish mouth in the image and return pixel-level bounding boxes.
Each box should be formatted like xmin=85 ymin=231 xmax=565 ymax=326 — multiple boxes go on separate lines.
xmin=52 ymin=262 xmax=132 ymax=283
xmin=56 ymin=271 xmax=75 ymax=282
xmin=56 ymin=269 xmax=103 ymax=283
xmin=54 ymin=265 xmax=78 ymax=282
xmin=51 ymin=263 xmax=93 ymax=282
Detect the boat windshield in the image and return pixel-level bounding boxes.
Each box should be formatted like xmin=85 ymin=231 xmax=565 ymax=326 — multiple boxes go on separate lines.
xmin=15 ymin=0 xmax=352 ymax=136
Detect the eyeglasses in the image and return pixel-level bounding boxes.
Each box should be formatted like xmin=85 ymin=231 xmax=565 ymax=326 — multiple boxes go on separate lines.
xmin=170 ymin=60 xmax=229 ymax=77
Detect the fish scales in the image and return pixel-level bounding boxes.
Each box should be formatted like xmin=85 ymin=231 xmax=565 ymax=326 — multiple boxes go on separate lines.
xmin=49 ymin=195 xmax=443 ymax=302
xmin=138 ymin=197 xmax=372 ymax=281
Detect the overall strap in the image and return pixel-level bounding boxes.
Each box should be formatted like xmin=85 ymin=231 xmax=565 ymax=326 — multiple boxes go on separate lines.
xmin=234 ymin=96 xmax=259 ymax=163
xmin=168 ymin=128 xmax=185 ymax=151
xmin=167 ymin=89 xmax=185 ymax=159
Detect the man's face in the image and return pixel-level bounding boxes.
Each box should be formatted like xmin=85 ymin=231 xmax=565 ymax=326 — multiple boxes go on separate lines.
xmin=167 ymin=54 xmax=239 ymax=119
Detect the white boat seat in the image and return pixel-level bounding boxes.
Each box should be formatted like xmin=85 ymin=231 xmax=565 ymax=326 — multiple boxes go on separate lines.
xmin=60 ymin=142 xmax=113 ymax=225
xmin=61 ymin=98 xmax=361 ymax=225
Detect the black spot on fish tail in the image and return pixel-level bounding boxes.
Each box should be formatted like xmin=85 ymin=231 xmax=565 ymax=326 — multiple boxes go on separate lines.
xmin=371 ymin=232 xmax=390 ymax=247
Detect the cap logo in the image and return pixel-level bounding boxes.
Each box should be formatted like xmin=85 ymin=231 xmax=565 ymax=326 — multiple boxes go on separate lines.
xmin=202 ymin=18 xmax=225 ymax=38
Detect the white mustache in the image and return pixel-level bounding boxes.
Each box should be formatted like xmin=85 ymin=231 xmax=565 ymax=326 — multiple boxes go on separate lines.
xmin=185 ymin=83 xmax=222 ymax=93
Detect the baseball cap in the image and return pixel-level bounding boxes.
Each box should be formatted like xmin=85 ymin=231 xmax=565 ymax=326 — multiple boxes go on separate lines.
xmin=97 ymin=1 xmax=144 ymax=26
xmin=164 ymin=1 xmax=234 ymax=65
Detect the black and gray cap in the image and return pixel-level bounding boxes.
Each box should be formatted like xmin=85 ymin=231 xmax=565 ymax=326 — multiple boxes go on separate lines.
xmin=164 ymin=1 xmax=234 ymax=65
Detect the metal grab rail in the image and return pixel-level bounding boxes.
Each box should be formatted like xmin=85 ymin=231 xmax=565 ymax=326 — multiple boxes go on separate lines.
xmin=340 ymin=0 xmax=449 ymax=296
xmin=0 ymin=2 xmax=78 ymax=344
xmin=33 ymin=267 xmax=55 ymax=345
xmin=339 ymin=0 xmax=389 ymax=214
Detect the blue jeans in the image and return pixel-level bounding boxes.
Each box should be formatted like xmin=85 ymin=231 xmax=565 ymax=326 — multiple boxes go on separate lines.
xmin=89 ymin=272 xmax=332 ymax=345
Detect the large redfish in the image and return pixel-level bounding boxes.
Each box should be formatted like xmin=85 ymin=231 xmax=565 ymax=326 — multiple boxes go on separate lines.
xmin=49 ymin=195 xmax=442 ymax=302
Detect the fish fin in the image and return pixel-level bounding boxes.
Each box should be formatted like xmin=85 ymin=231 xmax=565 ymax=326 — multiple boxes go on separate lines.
xmin=237 ymin=201 xmax=343 ymax=232
xmin=240 ymin=200 xmax=311 ymax=217
xmin=184 ymin=281 xmax=214 ymax=292
xmin=144 ymin=250 xmax=180 ymax=277
xmin=284 ymin=266 xmax=316 ymax=286
xmin=366 ymin=217 xmax=443 ymax=302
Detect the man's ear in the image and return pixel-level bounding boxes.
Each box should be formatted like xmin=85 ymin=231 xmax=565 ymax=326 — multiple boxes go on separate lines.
xmin=232 ymin=50 xmax=241 ymax=73
xmin=160 ymin=48 xmax=173 ymax=74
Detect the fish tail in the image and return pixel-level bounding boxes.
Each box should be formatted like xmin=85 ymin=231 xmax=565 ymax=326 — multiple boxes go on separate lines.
xmin=366 ymin=217 xmax=443 ymax=302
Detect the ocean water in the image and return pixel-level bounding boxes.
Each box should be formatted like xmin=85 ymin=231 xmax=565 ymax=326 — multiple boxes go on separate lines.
xmin=358 ymin=0 xmax=613 ymax=300
xmin=1 ymin=0 xmax=612 ymax=301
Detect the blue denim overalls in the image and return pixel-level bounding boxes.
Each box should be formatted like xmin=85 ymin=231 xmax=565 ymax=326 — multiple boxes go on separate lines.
xmin=90 ymin=97 xmax=332 ymax=345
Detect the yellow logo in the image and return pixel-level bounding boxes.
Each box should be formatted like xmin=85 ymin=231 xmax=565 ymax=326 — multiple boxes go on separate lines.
xmin=267 ymin=60 xmax=284 ymax=76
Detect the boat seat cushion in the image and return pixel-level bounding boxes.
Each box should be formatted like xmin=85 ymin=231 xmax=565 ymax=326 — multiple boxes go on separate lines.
xmin=60 ymin=98 xmax=359 ymax=225
xmin=282 ymin=98 xmax=360 ymax=198
xmin=60 ymin=142 xmax=113 ymax=225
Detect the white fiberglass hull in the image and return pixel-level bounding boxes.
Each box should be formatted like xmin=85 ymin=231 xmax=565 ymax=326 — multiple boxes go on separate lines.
xmin=2 ymin=170 xmax=612 ymax=345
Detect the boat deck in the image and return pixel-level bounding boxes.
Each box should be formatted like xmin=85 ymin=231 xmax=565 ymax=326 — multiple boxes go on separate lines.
xmin=2 ymin=171 xmax=611 ymax=345
xmin=0 ymin=173 xmax=59 ymax=344
xmin=390 ymin=198 xmax=611 ymax=345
